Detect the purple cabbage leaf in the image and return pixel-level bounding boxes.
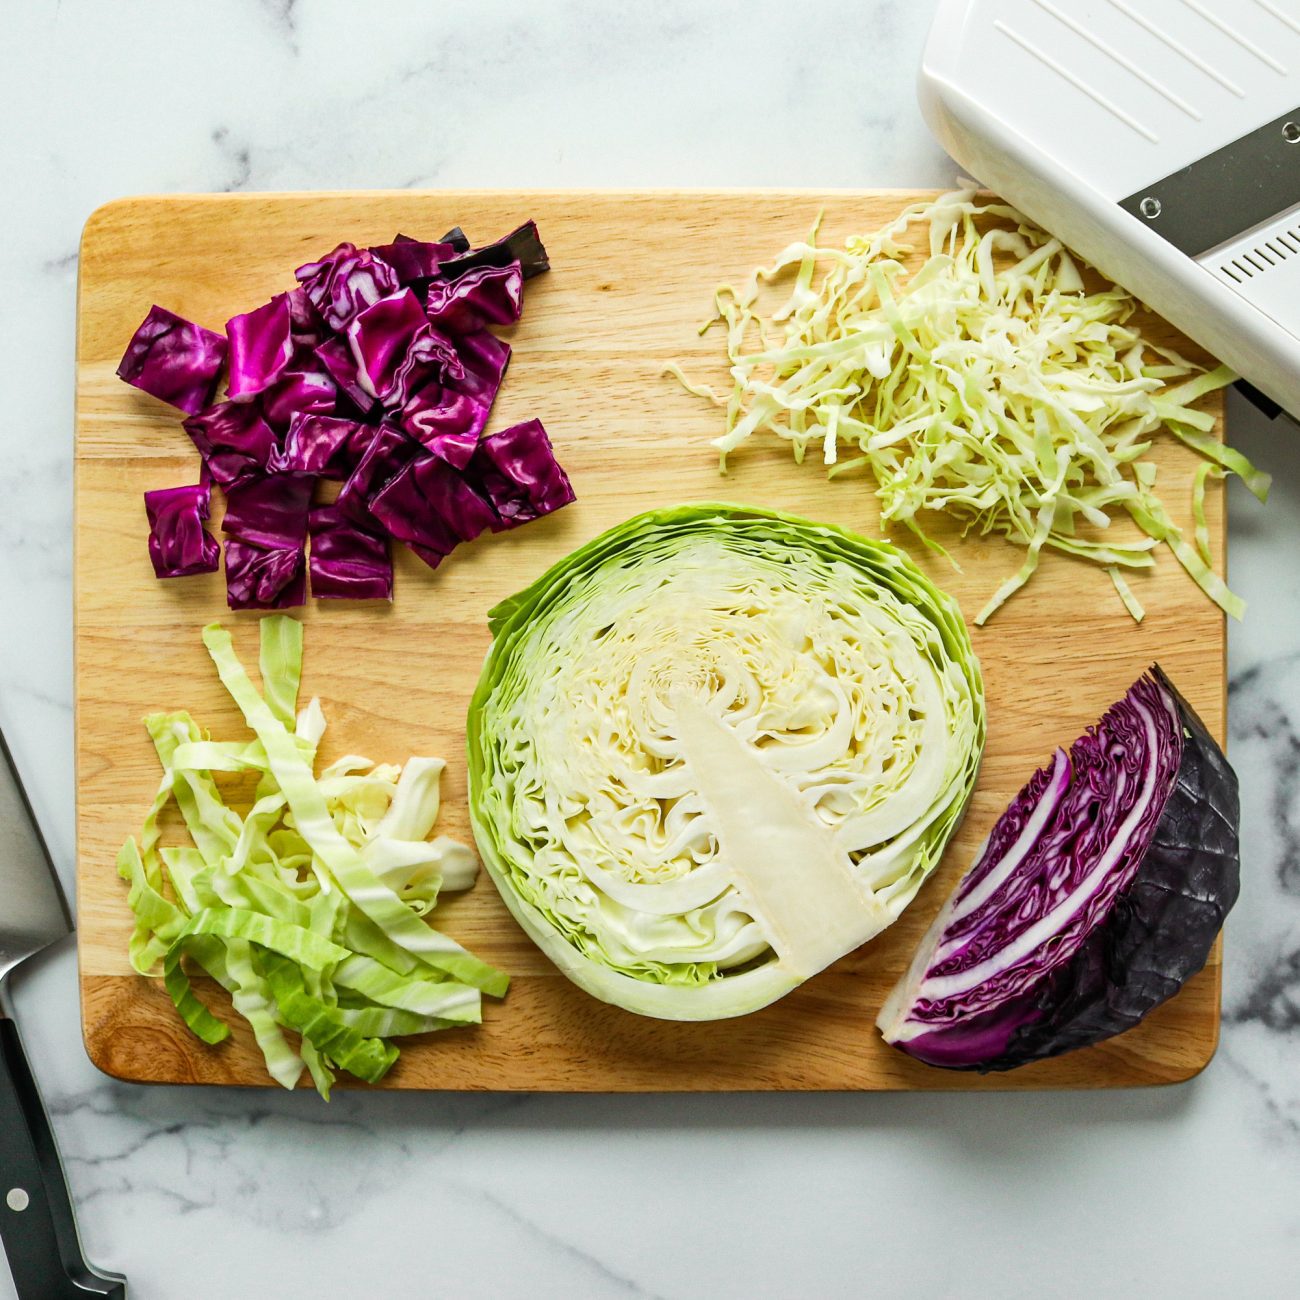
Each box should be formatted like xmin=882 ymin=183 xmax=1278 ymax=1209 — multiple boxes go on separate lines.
xmin=221 ymin=473 xmax=311 ymax=609
xmin=437 ymin=220 xmax=549 ymax=282
xmin=222 ymin=474 xmax=312 ymax=551
xmin=294 ymin=242 xmax=400 ymax=332
xmin=369 ymin=453 xmax=498 ymax=569
xmin=336 ymin=422 xmax=421 ymax=528
xmin=345 ymin=289 xmax=429 ymax=403
xmin=144 ymin=483 xmax=220 ymax=579
xmin=368 ymin=235 xmax=457 ymax=287
xmin=225 ymin=295 xmax=294 ymax=400
xmin=439 ymin=226 xmax=471 ymax=254
xmin=269 ymin=413 xmax=365 ymax=479
xmin=397 ymin=328 xmax=511 ymax=449
xmin=118 ymin=306 xmax=227 ymax=415
xmin=315 ymin=336 xmax=379 ymax=415
xmin=224 ymin=539 xmax=307 ymax=610
xmin=466 ymin=419 xmax=576 ymax=530
xmin=258 ymin=365 xmax=336 ymax=432
xmin=182 ymin=401 xmax=276 ymax=489
xmin=308 ymin=504 xmax=393 ymax=601
xmin=423 ymin=262 xmax=524 ymax=332
xmin=286 ymin=287 xmax=327 ymax=348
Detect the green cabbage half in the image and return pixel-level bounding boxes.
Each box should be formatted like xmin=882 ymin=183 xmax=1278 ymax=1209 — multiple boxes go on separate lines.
xmin=467 ymin=504 xmax=985 ymax=1020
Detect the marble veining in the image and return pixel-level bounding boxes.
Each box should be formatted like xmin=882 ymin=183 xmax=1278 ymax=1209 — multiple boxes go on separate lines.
xmin=259 ymin=0 xmax=301 ymax=50
xmin=2 ymin=1 xmax=1299 ymax=1296
xmin=1219 ymin=651 xmax=1300 ymax=1141
xmin=211 ymin=128 xmax=255 ymax=194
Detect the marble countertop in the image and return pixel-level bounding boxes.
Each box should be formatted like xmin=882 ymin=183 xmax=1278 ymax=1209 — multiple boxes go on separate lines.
xmin=2 ymin=1 xmax=1298 ymax=1296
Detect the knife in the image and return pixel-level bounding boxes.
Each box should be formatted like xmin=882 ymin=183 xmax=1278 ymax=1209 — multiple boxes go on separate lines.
xmin=0 ymin=727 xmax=126 ymax=1298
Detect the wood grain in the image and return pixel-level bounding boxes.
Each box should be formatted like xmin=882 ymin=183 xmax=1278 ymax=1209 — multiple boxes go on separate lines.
xmin=75 ymin=191 xmax=1226 ymax=1091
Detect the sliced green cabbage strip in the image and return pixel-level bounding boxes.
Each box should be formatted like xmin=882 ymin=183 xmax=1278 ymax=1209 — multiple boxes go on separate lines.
xmin=118 ymin=614 xmax=504 ymax=1097
xmin=468 ymin=504 xmax=985 ymax=1021
xmin=669 ymin=187 xmax=1267 ymax=622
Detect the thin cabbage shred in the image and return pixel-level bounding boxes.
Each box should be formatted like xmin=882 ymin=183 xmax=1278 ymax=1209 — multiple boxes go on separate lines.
xmin=668 ymin=187 xmax=1268 ymax=623
xmin=117 ymin=614 xmax=505 ymax=1098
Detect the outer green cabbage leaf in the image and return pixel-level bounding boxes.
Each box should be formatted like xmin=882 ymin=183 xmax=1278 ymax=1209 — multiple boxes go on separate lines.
xmin=468 ymin=503 xmax=984 ymax=1020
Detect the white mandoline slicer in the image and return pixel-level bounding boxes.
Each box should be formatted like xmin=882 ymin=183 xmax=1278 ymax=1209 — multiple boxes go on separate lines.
xmin=920 ymin=0 xmax=1300 ymax=419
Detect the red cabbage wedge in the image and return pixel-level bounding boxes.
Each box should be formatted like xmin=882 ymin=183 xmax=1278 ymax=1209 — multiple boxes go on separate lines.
xmin=877 ymin=666 xmax=1239 ymax=1072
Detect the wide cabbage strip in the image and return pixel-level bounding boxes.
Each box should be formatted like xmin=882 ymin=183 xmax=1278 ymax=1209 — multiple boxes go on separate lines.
xmin=668 ymin=188 xmax=1267 ymax=623
xmin=117 ymin=614 xmax=505 ymax=1097
xmin=467 ymin=504 xmax=985 ymax=1020
xmin=877 ymin=666 xmax=1239 ymax=1071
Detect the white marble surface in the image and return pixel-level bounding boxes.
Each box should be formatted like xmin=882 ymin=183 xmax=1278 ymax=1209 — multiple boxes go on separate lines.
xmin=1 ymin=1 xmax=1298 ymax=1296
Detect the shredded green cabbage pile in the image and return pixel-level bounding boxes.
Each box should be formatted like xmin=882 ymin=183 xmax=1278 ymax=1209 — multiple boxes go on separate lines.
xmin=118 ymin=615 xmax=506 ymax=1097
xmin=667 ymin=188 xmax=1268 ymax=623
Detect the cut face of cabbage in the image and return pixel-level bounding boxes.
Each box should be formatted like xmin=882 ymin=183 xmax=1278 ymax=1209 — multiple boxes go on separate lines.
xmin=468 ymin=504 xmax=985 ymax=1019
xmin=876 ymin=665 xmax=1239 ymax=1071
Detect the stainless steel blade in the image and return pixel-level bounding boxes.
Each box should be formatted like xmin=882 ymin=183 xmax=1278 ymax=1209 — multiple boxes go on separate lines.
xmin=0 ymin=728 xmax=71 ymax=985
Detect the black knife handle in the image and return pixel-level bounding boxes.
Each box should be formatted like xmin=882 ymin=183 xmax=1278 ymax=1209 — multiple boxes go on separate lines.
xmin=0 ymin=1015 xmax=125 ymax=1298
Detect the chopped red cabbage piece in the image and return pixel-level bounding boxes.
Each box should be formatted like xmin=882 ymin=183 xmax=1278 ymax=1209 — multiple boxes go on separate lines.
xmin=225 ymin=295 xmax=294 ymax=400
xmin=383 ymin=325 xmax=465 ymax=412
xmin=308 ymin=504 xmax=393 ymax=601
xmin=144 ymin=483 xmax=220 ymax=579
xmin=336 ymin=423 xmax=420 ymax=526
xmin=398 ymin=329 xmax=509 ymax=448
xmin=269 ymin=413 xmax=365 ymax=478
xmin=403 ymin=415 xmax=481 ymax=470
xmin=286 ymin=287 xmax=327 ymax=347
xmin=345 ymin=290 xmax=428 ymax=402
xmin=224 ymin=539 xmax=306 ymax=610
xmin=220 ymin=433 xmax=313 ymax=612
xmin=398 ymin=384 xmax=488 ymax=456
xmin=368 ymin=236 xmax=457 ymax=286
xmin=466 ymin=419 xmax=575 ymax=530
xmin=118 ymin=305 xmax=227 ymax=415
xmin=369 ymin=454 xmax=498 ymax=568
xmin=439 ymin=226 xmax=471 ymax=254
xmin=315 ymin=337 xmax=379 ymax=415
xmin=454 ymin=329 xmax=512 ymax=398
xmin=424 ymin=262 xmax=524 ymax=332
xmin=222 ymin=474 xmax=312 ymax=550
xmin=182 ymin=402 xmax=276 ymax=489
xmin=294 ymin=243 xmax=400 ymax=332
xmin=258 ymin=366 xmax=336 ymax=432
xmin=438 ymin=221 xmax=549 ymax=282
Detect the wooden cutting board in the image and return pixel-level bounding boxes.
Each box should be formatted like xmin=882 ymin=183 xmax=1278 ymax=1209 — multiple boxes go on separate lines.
xmin=75 ymin=191 xmax=1228 ymax=1091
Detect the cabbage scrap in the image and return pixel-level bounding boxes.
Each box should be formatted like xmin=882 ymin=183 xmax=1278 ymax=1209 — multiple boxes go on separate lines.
xmin=669 ymin=188 xmax=1267 ymax=622
xmin=118 ymin=614 xmax=505 ymax=1097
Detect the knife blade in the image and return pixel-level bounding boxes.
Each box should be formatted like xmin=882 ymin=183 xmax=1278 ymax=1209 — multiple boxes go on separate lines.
xmin=0 ymin=726 xmax=126 ymax=1298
